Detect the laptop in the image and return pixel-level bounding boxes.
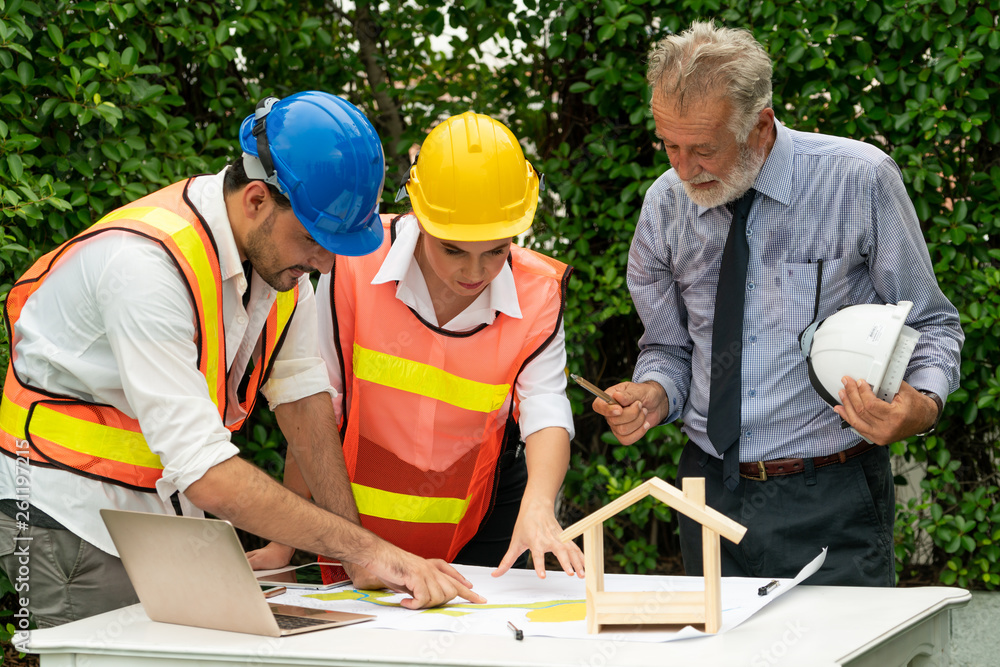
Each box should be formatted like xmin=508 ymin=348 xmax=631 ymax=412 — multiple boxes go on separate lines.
xmin=101 ymin=509 xmax=375 ymax=637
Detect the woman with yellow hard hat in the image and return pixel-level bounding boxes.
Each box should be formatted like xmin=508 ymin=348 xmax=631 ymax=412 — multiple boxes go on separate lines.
xmin=248 ymin=112 xmax=584 ymax=582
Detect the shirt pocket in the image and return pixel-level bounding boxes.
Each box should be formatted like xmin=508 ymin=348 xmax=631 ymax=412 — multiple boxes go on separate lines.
xmin=780 ymin=257 xmax=851 ymax=335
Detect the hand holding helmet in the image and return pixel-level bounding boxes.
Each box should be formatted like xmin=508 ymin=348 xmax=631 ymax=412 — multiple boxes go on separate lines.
xmin=800 ymin=301 xmax=940 ymax=444
xmin=834 ymin=377 xmax=940 ymax=446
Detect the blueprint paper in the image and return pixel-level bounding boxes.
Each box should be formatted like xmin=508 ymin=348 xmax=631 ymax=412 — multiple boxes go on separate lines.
xmin=269 ymin=548 xmax=826 ymax=642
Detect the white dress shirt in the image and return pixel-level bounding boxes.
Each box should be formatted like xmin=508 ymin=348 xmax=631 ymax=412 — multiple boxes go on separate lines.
xmin=0 ymin=168 xmax=333 ymax=555
xmin=315 ymin=214 xmax=574 ymax=440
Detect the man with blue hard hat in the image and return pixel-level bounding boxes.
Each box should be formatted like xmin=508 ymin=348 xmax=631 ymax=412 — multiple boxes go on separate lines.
xmin=0 ymin=91 xmax=485 ymax=628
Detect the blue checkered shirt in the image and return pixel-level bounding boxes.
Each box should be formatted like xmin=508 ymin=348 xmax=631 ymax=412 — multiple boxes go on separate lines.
xmin=629 ymin=120 xmax=964 ymax=460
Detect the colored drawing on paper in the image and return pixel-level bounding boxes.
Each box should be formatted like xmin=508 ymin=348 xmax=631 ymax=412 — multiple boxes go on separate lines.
xmin=432 ymin=600 xmax=585 ymax=623
xmin=526 ymin=602 xmax=586 ymax=622
xmin=307 ymin=589 xmax=401 ymax=606
xmin=305 ymin=591 xmax=586 ymax=622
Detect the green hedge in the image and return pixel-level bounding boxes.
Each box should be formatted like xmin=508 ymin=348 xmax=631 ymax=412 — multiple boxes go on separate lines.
xmin=1 ymin=0 xmax=998 ymax=595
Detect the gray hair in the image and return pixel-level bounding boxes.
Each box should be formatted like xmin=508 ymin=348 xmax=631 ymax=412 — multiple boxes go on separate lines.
xmin=646 ymin=20 xmax=773 ymax=143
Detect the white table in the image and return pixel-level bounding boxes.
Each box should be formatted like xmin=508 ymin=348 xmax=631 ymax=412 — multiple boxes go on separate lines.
xmin=25 ymin=584 xmax=969 ymax=667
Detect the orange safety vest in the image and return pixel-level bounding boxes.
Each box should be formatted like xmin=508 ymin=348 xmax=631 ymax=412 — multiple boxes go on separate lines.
xmin=0 ymin=179 xmax=298 ymax=491
xmin=329 ymin=214 xmax=571 ymax=561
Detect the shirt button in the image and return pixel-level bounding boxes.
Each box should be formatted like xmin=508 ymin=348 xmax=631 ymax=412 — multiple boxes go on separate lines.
xmin=745 ymin=429 xmax=753 ymax=437
xmin=237 ymin=315 xmax=247 ymax=325
xmin=748 ymin=389 xmax=756 ymax=398
xmin=748 ymin=282 xmax=755 ymax=291
xmin=749 ymin=335 xmax=757 ymax=343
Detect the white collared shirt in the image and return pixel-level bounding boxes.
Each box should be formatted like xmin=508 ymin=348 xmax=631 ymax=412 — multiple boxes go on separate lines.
xmin=316 ymin=214 xmax=574 ymax=439
xmin=0 ymin=168 xmax=333 ymax=555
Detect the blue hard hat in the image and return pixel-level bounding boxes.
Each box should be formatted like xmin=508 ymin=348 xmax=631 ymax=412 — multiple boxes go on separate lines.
xmin=238 ymin=91 xmax=385 ymax=256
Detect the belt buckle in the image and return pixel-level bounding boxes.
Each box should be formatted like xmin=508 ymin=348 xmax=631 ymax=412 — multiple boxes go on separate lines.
xmin=749 ymin=461 xmax=768 ymax=482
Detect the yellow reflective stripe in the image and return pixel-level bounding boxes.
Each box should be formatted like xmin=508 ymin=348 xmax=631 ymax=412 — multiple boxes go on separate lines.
xmin=274 ymin=289 xmax=296 ymax=330
xmin=0 ymin=394 xmax=27 ymax=440
xmin=353 ymin=343 xmax=509 ymax=413
xmin=97 ymin=206 xmax=189 ymax=233
xmin=353 ymin=483 xmax=471 ymax=524
xmin=96 ymin=207 xmax=222 ymax=410
xmin=29 ymin=404 xmax=163 ymax=469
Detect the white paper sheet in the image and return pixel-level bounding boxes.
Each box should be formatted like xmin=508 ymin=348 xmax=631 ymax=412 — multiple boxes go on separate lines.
xmin=269 ymin=548 xmax=826 ymax=642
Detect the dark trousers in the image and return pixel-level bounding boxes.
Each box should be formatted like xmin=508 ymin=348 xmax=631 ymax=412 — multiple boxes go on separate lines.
xmin=453 ymin=452 xmax=529 ymax=570
xmin=676 ymin=441 xmax=895 ymax=587
xmin=0 ymin=514 xmax=139 ymax=628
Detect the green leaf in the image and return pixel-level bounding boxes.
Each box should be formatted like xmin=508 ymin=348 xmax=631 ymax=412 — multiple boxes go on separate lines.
xmin=16 ymin=61 xmax=33 ymax=86
xmin=969 ymin=87 xmax=989 ymax=101
xmin=857 ymin=41 xmax=873 ymax=62
xmin=134 ymin=84 xmax=166 ymax=105
xmin=944 ymin=64 xmax=961 ymax=85
xmin=963 ymin=400 xmax=977 ymax=425
xmin=47 ymin=22 xmax=63 ymax=49
xmin=931 ymin=504 xmax=943 ymax=522
xmin=127 ymin=30 xmax=146 ymax=53
xmin=863 ymin=2 xmax=882 ymax=23
xmin=7 ymin=153 xmax=23 ymax=181
xmin=954 ymin=199 xmax=968 ymax=222
xmin=100 ymin=142 xmax=121 ymax=162
xmin=7 ymin=43 xmax=31 ymax=60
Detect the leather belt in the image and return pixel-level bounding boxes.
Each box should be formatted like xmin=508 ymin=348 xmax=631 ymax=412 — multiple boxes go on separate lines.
xmin=739 ymin=441 xmax=876 ymax=481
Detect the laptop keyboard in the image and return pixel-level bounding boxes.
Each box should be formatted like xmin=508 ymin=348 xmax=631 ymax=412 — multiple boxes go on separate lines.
xmin=274 ymin=614 xmax=335 ymax=630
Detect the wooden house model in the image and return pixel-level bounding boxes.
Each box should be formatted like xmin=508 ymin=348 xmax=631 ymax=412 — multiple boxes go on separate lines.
xmin=558 ymin=476 xmax=746 ymax=634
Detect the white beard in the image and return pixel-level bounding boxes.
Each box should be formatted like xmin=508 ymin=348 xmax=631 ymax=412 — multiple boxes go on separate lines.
xmin=681 ymin=142 xmax=767 ymax=209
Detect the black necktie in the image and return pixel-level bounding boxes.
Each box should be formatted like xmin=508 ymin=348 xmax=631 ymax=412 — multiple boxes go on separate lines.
xmin=707 ymin=188 xmax=757 ymax=492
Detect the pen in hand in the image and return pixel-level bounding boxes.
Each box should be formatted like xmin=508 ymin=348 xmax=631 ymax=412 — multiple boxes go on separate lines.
xmin=507 ymin=620 xmax=523 ymax=640
xmin=570 ymin=374 xmax=619 ymax=406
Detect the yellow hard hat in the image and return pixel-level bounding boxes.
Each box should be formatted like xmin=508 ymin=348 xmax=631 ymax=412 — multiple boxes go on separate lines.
xmin=405 ymin=112 xmax=539 ymax=242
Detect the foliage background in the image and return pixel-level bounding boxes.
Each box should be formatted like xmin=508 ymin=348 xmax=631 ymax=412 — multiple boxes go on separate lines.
xmin=0 ymin=0 xmax=998 ymax=643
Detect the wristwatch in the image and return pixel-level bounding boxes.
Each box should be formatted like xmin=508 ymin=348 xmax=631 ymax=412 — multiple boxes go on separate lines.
xmin=915 ymin=390 xmax=943 ymax=436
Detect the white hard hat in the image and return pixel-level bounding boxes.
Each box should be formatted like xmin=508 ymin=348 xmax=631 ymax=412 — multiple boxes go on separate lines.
xmin=800 ymin=301 xmax=921 ymax=407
